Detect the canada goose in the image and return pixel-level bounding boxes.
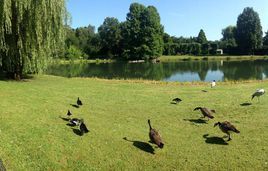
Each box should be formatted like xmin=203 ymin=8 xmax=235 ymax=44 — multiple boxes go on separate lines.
xmin=67 ymin=110 xmax=72 ymax=117
xmin=148 ymin=119 xmax=164 ymax=148
xmin=80 ymin=119 xmax=89 ymax=135
xmin=211 ymin=80 xmax=216 ymax=88
xmin=69 ymin=118 xmax=81 ymax=126
xmin=77 ymin=97 xmax=83 ymax=106
xmin=252 ymin=89 xmax=265 ymax=102
xmin=214 ymin=121 xmax=240 ymax=141
xmin=172 ymin=97 xmax=182 ymax=104
xmin=194 ymin=107 xmax=215 ymax=119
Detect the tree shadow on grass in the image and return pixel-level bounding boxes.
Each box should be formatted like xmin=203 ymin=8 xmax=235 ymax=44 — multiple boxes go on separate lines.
xmin=123 ymin=137 xmax=155 ymax=154
xmin=0 ymin=69 xmax=34 ymax=81
xmin=240 ymin=102 xmax=252 ymax=106
xmin=184 ymin=118 xmax=208 ymax=124
xmin=203 ymin=134 xmax=228 ymax=145
xmin=70 ymin=104 xmax=79 ymax=108
xmin=170 ymin=102 xmax=177 ymax=105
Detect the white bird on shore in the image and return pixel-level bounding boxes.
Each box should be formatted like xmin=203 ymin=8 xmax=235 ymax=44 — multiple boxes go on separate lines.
xmin=252 ymin=89 xmax=265 ymax=102
xmin=211 ymin=80 xmax=216 ymax=88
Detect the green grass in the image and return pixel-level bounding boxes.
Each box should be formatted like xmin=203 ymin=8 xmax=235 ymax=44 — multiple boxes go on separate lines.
xmin=52 ymin=58 xmax=116 ymax=65
xmin=159 ymin=55 xmax=268 ymax=62
xmin=0 ymin=75 xmax=268 ymax=170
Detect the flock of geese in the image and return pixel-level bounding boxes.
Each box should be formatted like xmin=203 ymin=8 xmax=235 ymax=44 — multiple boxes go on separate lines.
xmin=62 ymin=97 xmax=89 ymax=136
xmin=148 ymin=83 xmax=265 ymax=149
xmin=60 ymin=84 xmax=265 ymax=150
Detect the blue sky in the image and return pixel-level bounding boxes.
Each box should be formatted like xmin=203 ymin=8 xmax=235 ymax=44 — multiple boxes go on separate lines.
xmin=67 ymin=0 xmax=268 ymax=41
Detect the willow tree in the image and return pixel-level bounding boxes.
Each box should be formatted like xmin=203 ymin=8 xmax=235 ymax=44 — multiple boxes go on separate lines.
xmin=0 ymin=0 xmax=67 ymax=79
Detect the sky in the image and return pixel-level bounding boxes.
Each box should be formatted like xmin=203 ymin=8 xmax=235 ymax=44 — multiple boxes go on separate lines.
xmin=67 ymin=0 xmax=268 ymax=41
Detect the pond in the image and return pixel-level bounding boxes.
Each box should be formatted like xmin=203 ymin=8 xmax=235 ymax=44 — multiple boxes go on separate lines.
xmin=46 ymin=59 xmax=268 ymax=82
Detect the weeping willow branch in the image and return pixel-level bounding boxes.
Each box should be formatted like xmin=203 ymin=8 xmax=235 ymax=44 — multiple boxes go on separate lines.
xmin=0 ymin=0 xmax=67 ymax=79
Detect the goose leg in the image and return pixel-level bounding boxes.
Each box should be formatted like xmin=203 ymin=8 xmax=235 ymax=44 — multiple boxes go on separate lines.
xmin=227 ymin=133 xmax=231 ymax=141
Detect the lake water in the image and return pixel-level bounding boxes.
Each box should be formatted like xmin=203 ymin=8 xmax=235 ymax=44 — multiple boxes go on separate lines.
xmin=46 ymin=59 xmax=268 ymax=82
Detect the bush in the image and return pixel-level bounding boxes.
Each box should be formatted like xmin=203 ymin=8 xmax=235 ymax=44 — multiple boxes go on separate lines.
xmin=65 ymin=45 xmax=82 ymax=60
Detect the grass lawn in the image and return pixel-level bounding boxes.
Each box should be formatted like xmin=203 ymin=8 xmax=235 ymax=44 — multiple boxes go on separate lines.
xmin=0 ymin=75 xmax=268 ymax=170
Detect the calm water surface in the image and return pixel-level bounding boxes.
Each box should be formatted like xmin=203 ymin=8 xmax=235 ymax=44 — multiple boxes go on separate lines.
xmin=46 ymin=59 xmax=268 ymax=82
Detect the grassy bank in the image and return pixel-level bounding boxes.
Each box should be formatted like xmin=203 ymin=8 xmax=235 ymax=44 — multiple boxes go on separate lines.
xmin=52 ymin=55 xmax=268 ymax=64
xmin=159 ymin=55 xmax=268 ymax=62
xmin=0 ymin=75 xmax=268 ymax=170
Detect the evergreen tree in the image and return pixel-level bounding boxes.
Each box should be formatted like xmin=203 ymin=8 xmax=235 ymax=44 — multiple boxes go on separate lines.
xmin=197 ymin=29 xmax=207 ymax=44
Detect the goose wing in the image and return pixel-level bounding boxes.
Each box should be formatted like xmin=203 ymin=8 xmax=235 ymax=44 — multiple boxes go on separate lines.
xmin=222 ymin=121 xmax=240 ymax=133
xmin=149 ymin=129 xmax=163 ymax=147
xmin=202 ymin=108 xmax=214 ymax=118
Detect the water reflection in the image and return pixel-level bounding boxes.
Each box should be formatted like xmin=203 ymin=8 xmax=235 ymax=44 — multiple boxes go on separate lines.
xmin=46 ymin=59 xmax=268 ymax=82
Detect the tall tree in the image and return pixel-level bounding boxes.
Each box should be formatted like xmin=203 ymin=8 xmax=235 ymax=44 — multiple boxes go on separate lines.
xmin=140 ymin=6 xmax=164 ymax=59
xmin=121 ymin=3 xmax=145 ymax=59
xmin=221 ymin=26 xmax=237 ymax=49
xmin=222 ymin=26 xmax=236 ymax=41
xmin=263 ymin=31 xmax=268 ymax=46
xmin=235 ymin=7 xmax=263 ymax=54
xmin=0 ymin=0 xmax=67 ymax=79
xmin=75 ymin=25 xmax=95 ymax=53
xmin=98 ymin=17 xmax=121 ymax=57
xmin=121 ymin=3 xmax=163 ymax=60
xmin=197 ymin=29 xmax=207 ymax=44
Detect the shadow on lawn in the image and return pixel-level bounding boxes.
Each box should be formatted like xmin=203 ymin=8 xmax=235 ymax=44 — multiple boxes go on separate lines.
xmin=240 ymin=102 xmax=252 ymax=106
xmin=0 ymin=69 xmax=34 ymax=81
xmin=72 ymin=128 xmax=83 ymax=136
xmin=70 ymin=104 xmax=79 ymax=108
xmin=203 ymin=134 xmax=228 ymax=145
xmin=184 ymin=118 xmax=208 ymax=124
xmin=123 ymin=137 xmax=155 ymax=154
xmin=59 ymin=116 xmax=70 ymax=122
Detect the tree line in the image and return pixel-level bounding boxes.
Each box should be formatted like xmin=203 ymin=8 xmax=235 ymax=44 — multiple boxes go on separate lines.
xmin=65 ymin=5 xmax=268 ymax=60
xmin=65 ymin=3 xmax=163 ymax=60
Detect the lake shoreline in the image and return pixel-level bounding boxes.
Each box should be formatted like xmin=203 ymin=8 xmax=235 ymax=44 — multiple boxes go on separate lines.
xmin=52 ymin=55 xmax=268 ymax=64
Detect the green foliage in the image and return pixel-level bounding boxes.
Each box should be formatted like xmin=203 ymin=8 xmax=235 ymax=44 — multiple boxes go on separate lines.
xmin=121 ymin=3 xmax=164 ymax=60
xmin=65 ymin=25 xmax=101 ymax=59
xmin=201 ymin=43 xmax=210 ymax=55
xmin=209 ymin=43 xmax=218 ymax=55
xmin=263 ymin=31 xmax=268 ymax=46
xmin=0 ymin=0 xmax=67 ymax=79
xmin=98 ymin=17 xmax=121 ymax=57
xmin=235 ymin=7 xmax=263 ymax=54
xmin=221 ymin=26 xmax=236 ymax=41
xmin=65 ymin=26 xmax=79 ymax=48
xmin=75 ymin=25 xmax=95 ymax=52
xmin=65 ymin=45 xmax=82 ymax=60
xmin=197 ymin=29 xmax=207 ymax=44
